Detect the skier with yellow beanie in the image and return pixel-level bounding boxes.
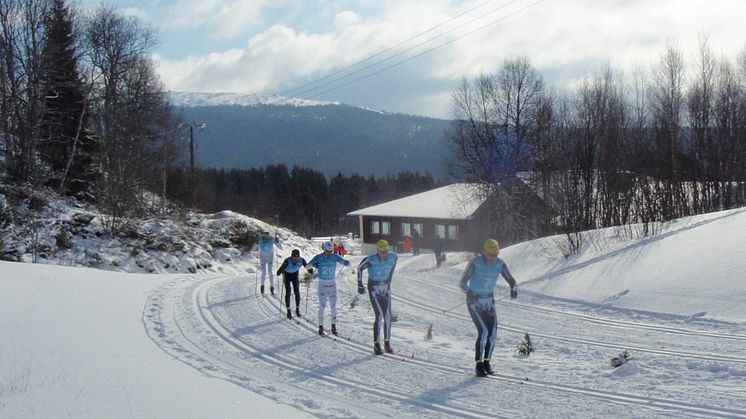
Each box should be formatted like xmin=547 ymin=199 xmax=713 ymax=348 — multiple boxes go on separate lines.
xmin=459 ymin=239 xmax=518 ymax=377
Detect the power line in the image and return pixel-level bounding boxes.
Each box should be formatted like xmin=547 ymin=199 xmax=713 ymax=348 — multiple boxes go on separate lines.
xmin=281 ymin=0 xmax=498 ymax=97
xmin=304 ymin=0 xmax=546 ymax=100
xmin=288 ymin=0 xmax=527 ymax=98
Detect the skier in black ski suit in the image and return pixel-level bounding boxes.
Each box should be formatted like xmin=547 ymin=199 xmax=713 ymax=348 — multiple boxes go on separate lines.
xmin=276 ymin=249 xmax=312 ymax=319
xmin=356 ymin=239 xmax=398 ymax=355
xmin=459 ymin=239 xmax=518 ymax=377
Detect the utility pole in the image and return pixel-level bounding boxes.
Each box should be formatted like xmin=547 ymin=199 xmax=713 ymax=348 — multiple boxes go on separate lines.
xmin=179 ymin=121 xmax=206 ymax=208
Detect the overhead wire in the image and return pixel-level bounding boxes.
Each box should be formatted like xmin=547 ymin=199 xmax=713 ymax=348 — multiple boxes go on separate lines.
xmin=303 ymin=0 xmax=546 ymax=100
xmin=285 ymin=0 xmax=530 ymax=99
xmin=280 ymin=0 xmax=497 ymax=97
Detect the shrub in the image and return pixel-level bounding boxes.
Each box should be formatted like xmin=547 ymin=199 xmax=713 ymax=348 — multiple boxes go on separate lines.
xmin=29 ymin=195 xmax=47 ymax=211
xmin=610 ymin=350 xmax=631 ymax=367
xmin=517 ymin=333 xmax=534 ymax=356
xmin=229 ymin=221 xmax=259 ymax=250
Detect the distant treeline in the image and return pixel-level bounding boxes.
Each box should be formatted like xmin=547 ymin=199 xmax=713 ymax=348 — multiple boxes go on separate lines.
xmin=166 ymin=165 xmax=438 ymax=236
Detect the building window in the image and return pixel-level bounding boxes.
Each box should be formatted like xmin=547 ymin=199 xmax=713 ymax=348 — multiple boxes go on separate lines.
xmin=447 ymin=225 xmax=459 ymax=240
xmin=370 ymin=221 xmax=380 ymax=235
xmin=435 ymin=224 xmax=446 ymax=239
xmin=412 ymin=223 xmax=423 ymax=237
xmin=381 ymin=221 xmax=391 ymax=235
xmin=401 ymin=223 xmax=411 ymax=236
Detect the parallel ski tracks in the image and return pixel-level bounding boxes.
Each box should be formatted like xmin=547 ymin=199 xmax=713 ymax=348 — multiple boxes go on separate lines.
xmin=145 ymin=275 xmax=746 ymax=418
xmin=401 ymin=265 xmax=746 ymax=342
xmin=252 ymin=278 xmax=746 ymax=419
xmin=392 ymin=291 xmax=746 ymax=366
xmin=149 ymin=275 xmax=497 ymax=418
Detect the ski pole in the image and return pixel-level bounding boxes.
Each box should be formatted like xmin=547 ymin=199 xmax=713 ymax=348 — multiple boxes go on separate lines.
xmin=442 ymin=300 xmax=466 ymax=314
xmin=255 ymin=256 xmax=260 ymax=294
xmin=279 ymin=276 xmax=285 ymax=318
xmin=304 ymin=278 xmax=311 ymax=318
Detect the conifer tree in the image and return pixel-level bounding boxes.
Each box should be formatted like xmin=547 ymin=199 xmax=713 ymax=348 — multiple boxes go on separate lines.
xmin=40 ymin=0 xmax=98 ymax=199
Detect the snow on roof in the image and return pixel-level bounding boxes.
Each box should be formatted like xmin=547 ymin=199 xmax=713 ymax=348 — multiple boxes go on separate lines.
xmin=347 ymin=183 xmax=487 ymax=220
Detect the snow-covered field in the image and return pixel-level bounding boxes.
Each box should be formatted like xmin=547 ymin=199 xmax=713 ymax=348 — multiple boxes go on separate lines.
xmin=2 ymin=208 xmax=746 ymax=418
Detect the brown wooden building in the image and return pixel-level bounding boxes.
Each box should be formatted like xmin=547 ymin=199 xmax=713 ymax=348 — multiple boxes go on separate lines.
xmin=347 ymin=184 xmax=489 ymax=255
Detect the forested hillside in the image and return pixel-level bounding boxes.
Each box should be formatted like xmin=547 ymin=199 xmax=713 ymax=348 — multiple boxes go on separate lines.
xmin=173 ymin=102 xmax=451 ymax=178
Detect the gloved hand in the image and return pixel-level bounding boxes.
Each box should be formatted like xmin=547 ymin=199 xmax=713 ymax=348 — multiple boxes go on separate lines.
xmin=510 ymin=287 xmax=518 ymax=299
xmin=357 ymin=285 xmax=366 ymax=294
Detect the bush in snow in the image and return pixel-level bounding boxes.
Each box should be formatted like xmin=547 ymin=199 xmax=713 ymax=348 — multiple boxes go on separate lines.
xmin=425 ymin=323 xmax=433 ymax=341
xmin=229 ymin=220 xmax=260 ymax=250
xmin=517 ymin=333 xmax=534 ymax=356
xmin=610 ymin=350 xmax=631 ymax=367
xmin=55 ymin=228 xmax=72 ymax=249
xmin=349 ymin=295 xmax=359 ymax=309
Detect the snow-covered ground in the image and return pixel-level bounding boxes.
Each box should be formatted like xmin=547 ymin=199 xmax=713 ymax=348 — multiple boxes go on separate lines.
xmin=2 ymin=208 xmax=746 ymax=418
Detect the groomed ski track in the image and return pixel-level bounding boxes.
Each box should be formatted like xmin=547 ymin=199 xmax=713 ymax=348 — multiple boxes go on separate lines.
xmin=143 ymin=253 xmax=746 ymax=418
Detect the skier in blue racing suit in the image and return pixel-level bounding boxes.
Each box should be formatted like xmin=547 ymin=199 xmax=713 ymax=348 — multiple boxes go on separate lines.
xmin=357 ymin=239 xmax=398 ymax=355
xmin=459 ymin=239 xmax=518 ymax=377
xmin=308 ymin=240 xmax=351 ymax=336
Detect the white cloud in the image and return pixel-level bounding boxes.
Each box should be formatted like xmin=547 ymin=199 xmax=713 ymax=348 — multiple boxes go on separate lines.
xmin=163 ymin=0 xmax=271 ymax=39
xmin=334 ymin=11 xmax=360 ymax=29
xmin=153 ymin=0 xmax=746 ymax=118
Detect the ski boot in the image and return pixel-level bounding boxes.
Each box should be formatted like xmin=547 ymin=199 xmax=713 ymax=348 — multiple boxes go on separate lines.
xmin=482 ymin=360 xmax=494 ymax=375
xmin=383 ymin=340 xmax=394 ymax=354
xmin=373 ymin=342 xmax=383 ymax=355
xmin=260 ymin=285 xmax=265 ymax=295
xmin=475 ymin=361 xmax=487 ymax=377
xmin=270 ymin=287 xmax=275 ymax=296
xmin=331 ymin=324 xmax=339 ymax=336
xmin=295 ymin=307 xmax=301 ymax=317
xmin=286 ymin=309 xmax=292 ymax=319
xmin=318 ymin=325 xmax=325 ymax=336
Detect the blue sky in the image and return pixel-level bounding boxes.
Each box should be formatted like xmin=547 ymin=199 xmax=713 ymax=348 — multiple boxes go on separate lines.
xmin=78 ymin=0 xmax=746 ymax=118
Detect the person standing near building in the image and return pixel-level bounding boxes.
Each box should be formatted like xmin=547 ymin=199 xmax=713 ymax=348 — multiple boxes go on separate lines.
xmin=252 ymin=231 xmax=280 ymax=295
xmin=459 ymin=239 xmax=518 ymax=377
xmin=411 ymin=228 xmax=421 ymax=255
xmin=308 ymin=240 xmax=351 ymax=336
xmin=356 ymin=239 xmax=398 ymax=355
xmin=276 ymin=249 xmax=312 ymax=319
xmin=433 ymin=234 xmax=445 ymax=268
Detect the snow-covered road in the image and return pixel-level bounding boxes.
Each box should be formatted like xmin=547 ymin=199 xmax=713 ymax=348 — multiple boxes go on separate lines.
xmin=143 ymin=253 xmax=746 ymax=418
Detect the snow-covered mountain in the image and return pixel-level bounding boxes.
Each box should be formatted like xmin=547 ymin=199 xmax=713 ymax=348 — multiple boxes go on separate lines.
xmin=168 ymin=91 xmax=451 ymax=178
xmin=168 ymin=91 xmax=341 ymax=108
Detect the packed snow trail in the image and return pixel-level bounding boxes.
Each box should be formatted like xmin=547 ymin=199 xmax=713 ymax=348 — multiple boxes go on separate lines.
xmin=143 ymin=267 xmax=746 ymax=418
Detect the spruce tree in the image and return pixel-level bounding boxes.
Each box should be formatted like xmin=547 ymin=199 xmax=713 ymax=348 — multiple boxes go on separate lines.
xmin=40 ymin=0 xmax=98 ymax=200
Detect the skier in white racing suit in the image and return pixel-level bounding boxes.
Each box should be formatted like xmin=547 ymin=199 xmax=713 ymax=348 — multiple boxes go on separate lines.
xmin=252 ymin=231 xmax=279 ymax=295
xmin=308 ymin=240 xmax=350 ymax=336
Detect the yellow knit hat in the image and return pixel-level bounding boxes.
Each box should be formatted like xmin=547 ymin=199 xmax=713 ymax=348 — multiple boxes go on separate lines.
xmin=376 ymin=239 xmax=389 ymax=252
xmin=483 ymin=239 xmax=500 ymax=255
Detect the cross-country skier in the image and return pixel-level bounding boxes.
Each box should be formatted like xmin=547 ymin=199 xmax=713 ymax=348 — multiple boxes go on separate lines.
xmin=307 ymin=240 xmax=351 ymax=336
xmin=356 ymin=239 xmax=398 ymax=355
xmin=276 ymin=249 xmax=312 ymax=319
xmin=252 ymin=231 xmax=279 ymax=295
xmin=459 ymin=239 xmax=518 ymax=377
